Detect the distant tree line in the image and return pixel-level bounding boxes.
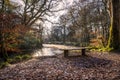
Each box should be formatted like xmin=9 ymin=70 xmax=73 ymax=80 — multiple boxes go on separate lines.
xmin=49 ymin=0 xmax=120 ymax=50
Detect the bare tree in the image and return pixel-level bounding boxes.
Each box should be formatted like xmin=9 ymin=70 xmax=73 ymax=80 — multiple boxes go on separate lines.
xmin=57 ymin=0 xmax=110 ymax=47
xmin=16 ymin=0 xmax=62 ymax=27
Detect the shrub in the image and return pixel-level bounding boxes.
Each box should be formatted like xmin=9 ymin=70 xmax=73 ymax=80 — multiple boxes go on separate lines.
xmin=14 ymin=56 xmax=22 ymax=62
xmin=22 ymin=54 xmax=31 ymax=60
xmin=19 ymin=34 xmax=42 ymax=50
xmin=0 ymin=62 xmax=9 ymax=68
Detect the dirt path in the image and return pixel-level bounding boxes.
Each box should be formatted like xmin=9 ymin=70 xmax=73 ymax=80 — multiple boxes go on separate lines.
xmin=0 ymin=44 xmax=120 ymax=80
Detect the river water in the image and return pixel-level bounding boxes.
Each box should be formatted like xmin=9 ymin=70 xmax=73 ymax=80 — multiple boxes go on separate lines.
xmin=32 ymin=47 xmax=63 ymax=57
xmin=32 ymin=44 xmax=80 ymax=57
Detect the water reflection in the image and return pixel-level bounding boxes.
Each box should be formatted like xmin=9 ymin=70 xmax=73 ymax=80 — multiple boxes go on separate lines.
xmin=32 ymin=48 xmax=63 ymax=57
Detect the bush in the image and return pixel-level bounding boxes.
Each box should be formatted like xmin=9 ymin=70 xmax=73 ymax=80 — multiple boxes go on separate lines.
xmin=0 ymin=62 xmax=9 ymax=68
xmin=7 ymin=58 xmax=14 ymax=63
xmin=0 ymin=53 xmax=32 ymax=68
xmin=19 ymin=34 xmax=42 ymax=50
xmin=22 ymin=54 xmax=31 ymax=60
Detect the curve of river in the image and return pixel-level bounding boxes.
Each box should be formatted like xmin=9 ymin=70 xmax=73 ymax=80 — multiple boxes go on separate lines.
xmin=32 ymin=47 xmax=63 ymax=57
xmin=32 ymin=44 xmax=80 ymax=57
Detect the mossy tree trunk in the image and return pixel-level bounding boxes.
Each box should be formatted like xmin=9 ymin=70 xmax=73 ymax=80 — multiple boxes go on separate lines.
xmin=112 ymin=0 xmax=120 ymax=49
xmin=107 ymin=0 xmax=113 ymax=48
xmin=107 ymin=0 xmax=120 ymax=50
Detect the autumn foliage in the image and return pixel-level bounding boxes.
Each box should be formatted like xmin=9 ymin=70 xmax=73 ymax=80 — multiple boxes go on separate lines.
xmin=0 ymin=13 xmax=28 ymax=54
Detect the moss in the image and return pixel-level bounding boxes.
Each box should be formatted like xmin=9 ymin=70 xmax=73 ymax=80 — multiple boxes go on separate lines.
xmin=7 ymin=58 xmax=14 ymax=63
xmin=0 ymin=62 xmax=9 ymax=68
xmin=14 ymin=56 xmax=22 ymax=61
xmin=107 ymin=15 xmax=113 ymax=49
xmin=93 ymin=47 xmax=113 ymax=52
xmin=22 ymin=54 xmax=32 ymax=60
xmin=89 ymin=44 xmax=113 ymax=52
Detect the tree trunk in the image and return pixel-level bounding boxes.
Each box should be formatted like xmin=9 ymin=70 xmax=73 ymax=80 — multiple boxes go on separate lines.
xmin=63 ymin=25 xmax=66 ymax=44
xmin=107 ymin=0 xmax=120 ymax=49
xmin=106 ymin=0 xmax=113 ymax=48
xmin=112 ymin=0 xmax=120 ymax=49
xmin=0 ymin=33 xmax=8 ymax=61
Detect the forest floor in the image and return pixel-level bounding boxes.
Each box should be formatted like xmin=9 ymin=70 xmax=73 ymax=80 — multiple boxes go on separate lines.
xmin=0 ymin=45 xmax=120 ymax=80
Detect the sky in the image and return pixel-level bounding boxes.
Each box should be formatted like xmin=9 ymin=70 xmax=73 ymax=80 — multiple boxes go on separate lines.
xmin=12 ymin=0 xmax=73 ymax=20
xmin=44 ymin=0 xmax=74 ymax=28
xmin=11 ymin=0 xmax=74 ymax=34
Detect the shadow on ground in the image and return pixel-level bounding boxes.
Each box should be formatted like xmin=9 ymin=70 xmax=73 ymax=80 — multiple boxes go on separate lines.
xmin=35 ymin=54 xmax=114 ymax=69
xmin=65 ymin=55 xmax=113 ymax=68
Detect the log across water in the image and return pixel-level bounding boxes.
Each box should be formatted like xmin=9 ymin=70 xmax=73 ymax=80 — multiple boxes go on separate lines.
xmin=60 ymin=47 xmax=90 ymax=57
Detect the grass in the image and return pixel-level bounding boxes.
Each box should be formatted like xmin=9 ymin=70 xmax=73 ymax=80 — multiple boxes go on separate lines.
xmin=0 ymin=53 xmax=32 ymax=69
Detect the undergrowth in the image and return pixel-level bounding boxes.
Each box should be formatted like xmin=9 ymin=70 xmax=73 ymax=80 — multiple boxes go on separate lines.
xmin=0 ymin=53 xmax=32 ymax=69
